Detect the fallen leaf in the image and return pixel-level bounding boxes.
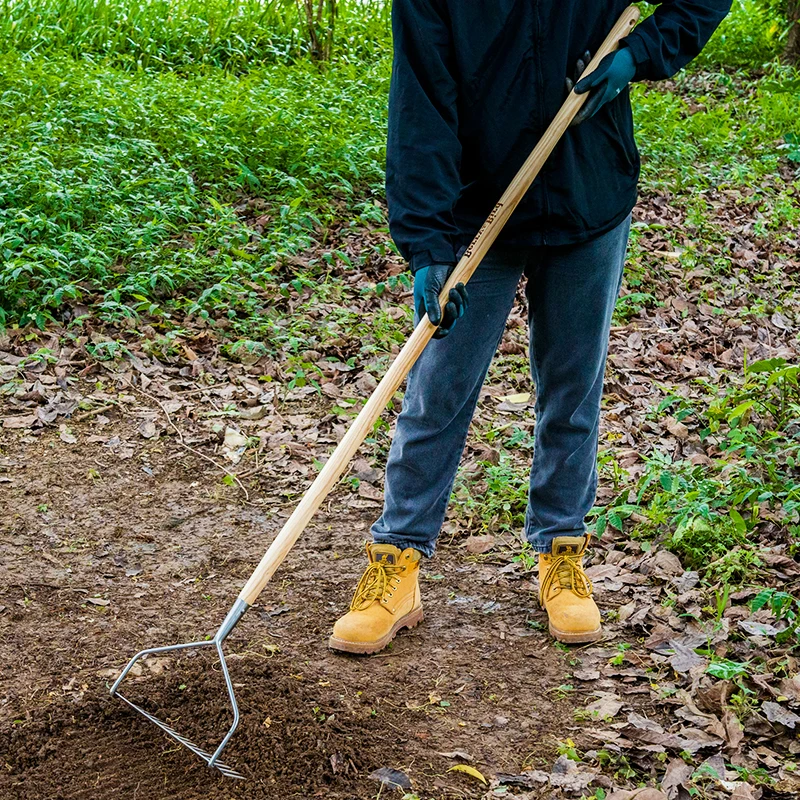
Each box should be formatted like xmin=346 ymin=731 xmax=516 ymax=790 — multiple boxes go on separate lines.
xmin=665 ymin=417 xmax=689 ymax=439
xmin=437 ymin=750 xmax=473 ymax=762
xmin=627 ymin=712 xmax=665 ymax=733
xmin=138 ymin=420 xmax=157 ymax=439
xmin=500 ymin=392 xmax=531 ymax=405
xmin=762 ymin=701 xmax=800 ymax=729
xmin=224 ymin=427 xmax=248 ymax=449
xmin=59 ymin=424 xmax=77 ymax=444
xmin=730 ymin=784 xmax=758 ymax=800
xmin=778 ymin=675 xmax=800 ymax=703
xmin=668 ymin=640 xmax=706 ymax=674
xmin=497 ymin=771 xmax=550 ymax=788
xmin=368 ymin=767 xmax=411 ymax=791
xmin=738 ymin=619 xmax=779 ymax=638
xmin=465 ymin=534 xmax=496 ymax=555
xmin=2 ymin=414 xmax=37 ymax=429
xmin=771 ymin=311 xmax=790 ymax=330
xmin=722 ymin=709 xmax=744 ymax=751
xmin=358 ymin=483 xmax=383 ymax=502
xmin=86 ymin=597 xmax=110 ymax=606
xmin=223 ymin=426 xmax=249 ymax=463
xmin=146 ymin=657 xmax=171 ymax=675
xmin=549 ymin=755 xmax=597 ymax=791
xmin=240 ymin=405 xmax=268 ymax=421
xmin=651 ymin=549 xmax=684 ymax=579
xmin=661 ymin=757 xmax=694 ymax=800
xmin=585 ymin=692 xmax=624 ymax=719
xmin=448 ymin=764 xmax=487 ymax=785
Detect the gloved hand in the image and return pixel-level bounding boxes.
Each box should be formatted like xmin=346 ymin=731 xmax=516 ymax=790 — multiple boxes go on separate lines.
xmin=413 ymin=264 xmax=469 ymax=339
xmin=567 ymin=46 xmax=636 ymax=127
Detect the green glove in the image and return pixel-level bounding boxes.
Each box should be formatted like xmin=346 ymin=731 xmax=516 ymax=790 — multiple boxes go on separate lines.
xmin=413 ymin=264 xmax=469 ymax=340
xmin=568 ymin=47 xmax=636 ymax=126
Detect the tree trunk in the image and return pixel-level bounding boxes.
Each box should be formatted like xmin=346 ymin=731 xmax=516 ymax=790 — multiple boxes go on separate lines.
xmin=787 ymin=0 xmax=800 ymax=63
xmin=296 ymin=0 xmax=338 ymax=61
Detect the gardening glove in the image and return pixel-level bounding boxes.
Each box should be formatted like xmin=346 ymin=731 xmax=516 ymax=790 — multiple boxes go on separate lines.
xmin=413 ymin=264 xmax=469 ymax=339
xmin=568 ymin=46 xmax=636 ymax=126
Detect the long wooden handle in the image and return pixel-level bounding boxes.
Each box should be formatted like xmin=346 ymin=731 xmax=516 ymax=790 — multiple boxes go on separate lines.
xmin=239 ymin=5 xmax=641 ymax=606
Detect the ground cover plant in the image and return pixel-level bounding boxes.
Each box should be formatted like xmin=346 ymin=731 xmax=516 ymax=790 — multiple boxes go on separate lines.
xmin=2 ymin=1 xmax=800 ymax=798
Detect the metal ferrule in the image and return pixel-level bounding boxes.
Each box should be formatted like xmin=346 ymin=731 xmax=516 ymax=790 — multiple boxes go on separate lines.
xmin=214 ymin=598 xmax=250 ymax=643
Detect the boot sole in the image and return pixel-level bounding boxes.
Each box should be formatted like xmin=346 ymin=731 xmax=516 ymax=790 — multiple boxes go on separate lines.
xmin=328 ymin=606 xmax=424 ymax=655
xmin=548 ymin=621 xmax=603 ymax=644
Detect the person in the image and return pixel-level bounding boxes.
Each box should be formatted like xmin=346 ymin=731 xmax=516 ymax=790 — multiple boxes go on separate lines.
xmin=329 ymin=0 xmax=731 ymax=654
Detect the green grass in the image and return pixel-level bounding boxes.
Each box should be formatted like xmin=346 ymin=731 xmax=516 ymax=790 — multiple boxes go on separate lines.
xmin=695 ymin=0 xmax=787 ymax=67
xmin=595 ymin=358 xmax=800 ymax=581
xmin=0 ymin=50 xmax=390 ymax=333
xmin=0 ymin=0 xmax=392 ymax=70
xmin=633 ymin=67 xmax=800 ymax=195
xmin=1 ymin=1 xmax=798 ymax=338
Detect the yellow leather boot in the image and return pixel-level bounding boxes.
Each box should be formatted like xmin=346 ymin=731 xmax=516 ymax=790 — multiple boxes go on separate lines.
xmin=329 ymin=543 xmax=423 ymax=654
xmin=538 ymin=535 xmax=602 ymax=644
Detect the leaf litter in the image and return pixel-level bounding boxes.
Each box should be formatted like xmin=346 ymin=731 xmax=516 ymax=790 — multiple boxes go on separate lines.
xmin=1 ymin=177 xmax=800 ymax=798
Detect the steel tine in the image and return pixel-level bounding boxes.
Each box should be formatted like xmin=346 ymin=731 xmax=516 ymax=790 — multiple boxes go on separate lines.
xmin=110 ymin=610 xmax=248 ymax=780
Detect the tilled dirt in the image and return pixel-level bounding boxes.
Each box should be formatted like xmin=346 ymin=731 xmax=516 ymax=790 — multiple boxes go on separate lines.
xmin=0 ymin=420 xmax=589 ymax=799
xmin=2 ymin=656 xmax=388 ymax=798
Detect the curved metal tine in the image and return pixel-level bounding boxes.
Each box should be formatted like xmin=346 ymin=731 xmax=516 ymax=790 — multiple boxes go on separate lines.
xmin=109 ymin=638 xmax=245 ymax=780
xmin=114 ymin=692 xmax=245 ymax=780
xmin=208 ymin=639 xmax=240 ymax=770
xmin=110 ymin=639 xmax=215 ymax=696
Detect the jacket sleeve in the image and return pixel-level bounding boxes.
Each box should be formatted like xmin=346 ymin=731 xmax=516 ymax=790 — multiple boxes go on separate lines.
xmin=386 ymin=0 xmax=461 ymax=273
xmin=622 ymin=0 xmax=732 ymax=81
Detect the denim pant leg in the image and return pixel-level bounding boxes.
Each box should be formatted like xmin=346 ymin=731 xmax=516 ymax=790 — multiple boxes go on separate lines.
xmin=372 ymin=248 xmax=526 ymax=557
xmin=524 ymin=215 xmax=631 ymax=552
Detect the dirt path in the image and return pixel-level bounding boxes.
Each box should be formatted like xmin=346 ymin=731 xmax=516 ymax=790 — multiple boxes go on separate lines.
xmin=0 ymin=418 xmax=596 ymax=799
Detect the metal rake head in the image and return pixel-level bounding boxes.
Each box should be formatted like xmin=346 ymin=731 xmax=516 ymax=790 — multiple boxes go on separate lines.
xmin=110 ymin=600 xmax=249 ymax=780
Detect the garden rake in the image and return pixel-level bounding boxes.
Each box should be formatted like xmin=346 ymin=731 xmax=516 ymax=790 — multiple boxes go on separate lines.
xmin=110 ymin=5 xmax=641 ymax=780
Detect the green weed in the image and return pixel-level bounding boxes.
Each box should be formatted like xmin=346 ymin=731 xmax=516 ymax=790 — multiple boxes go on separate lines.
xmin=595 ymin=359 xmax=800 ymax=577
xmin=452 ymin=453 xmax=528 ymax=534
xmin=1 ymin=0 xmax=798 ymax=342
xmin=0 ymin=0 xmax=392 ymax=71
xmin=752 ymin=588 xmax=800 ymax=645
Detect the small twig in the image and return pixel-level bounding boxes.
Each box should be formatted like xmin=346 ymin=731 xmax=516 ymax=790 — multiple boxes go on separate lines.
xmin=135 ymin=387 xmax=250 ymax=501
xmin=74 ymin=402 xmax=117 ymax=422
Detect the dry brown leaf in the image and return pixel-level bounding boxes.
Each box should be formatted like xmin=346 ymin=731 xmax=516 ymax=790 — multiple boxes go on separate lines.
xmin=762 ymin=701 xmax=800 ymax=729
xmin=465 ymin=535 xmax=496 ymax=555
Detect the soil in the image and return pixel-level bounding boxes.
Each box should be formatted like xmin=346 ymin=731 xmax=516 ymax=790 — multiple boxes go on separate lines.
xmin=0 ymin=416 xmax=596 ymax=799
xmin=3 ymin=187 xmax=799 ymax=798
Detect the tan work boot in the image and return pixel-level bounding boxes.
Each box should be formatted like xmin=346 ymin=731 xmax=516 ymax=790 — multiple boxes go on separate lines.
xmin=329 ymin=543 xmax=423 ymax=654
xmin=538 ymin=534 xmax=602 ymax=644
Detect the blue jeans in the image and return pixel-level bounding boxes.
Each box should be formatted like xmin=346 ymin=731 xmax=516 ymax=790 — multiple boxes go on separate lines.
xmin=372 ymin=215 xmax=630 ymax=557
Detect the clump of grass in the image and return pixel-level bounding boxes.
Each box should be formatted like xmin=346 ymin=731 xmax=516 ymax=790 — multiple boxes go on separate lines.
xmin=695 ymin=0 xmax=786 ymax=68
xmin=0 ymin=0 xmax=392 ymax=71
xmin=452 ymin=454 xmax=529 ymax=534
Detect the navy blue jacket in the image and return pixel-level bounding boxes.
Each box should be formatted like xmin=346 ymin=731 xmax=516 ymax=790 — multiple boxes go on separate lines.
xmin=386 ymin=0 xmax=731 ymax=271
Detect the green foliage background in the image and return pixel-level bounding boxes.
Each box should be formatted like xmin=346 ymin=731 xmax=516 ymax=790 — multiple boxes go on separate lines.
xmin=0 ymin=0 xmax=797 ymax=333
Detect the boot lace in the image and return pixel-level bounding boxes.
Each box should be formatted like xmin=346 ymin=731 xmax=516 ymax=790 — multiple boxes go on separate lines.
xmin=350 ymin=558 xmax=404 ymax=611
xmin=541 ymin=552 xmax=593 ymax=599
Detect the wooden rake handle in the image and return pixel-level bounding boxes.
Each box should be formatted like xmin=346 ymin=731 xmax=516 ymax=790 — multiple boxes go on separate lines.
xmin=239 ymin=5 xmax=641 ymax=606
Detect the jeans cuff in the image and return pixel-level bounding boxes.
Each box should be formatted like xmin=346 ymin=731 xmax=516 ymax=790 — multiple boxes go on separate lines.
xmin=372 ymin=535 xmax=434 ymax=558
